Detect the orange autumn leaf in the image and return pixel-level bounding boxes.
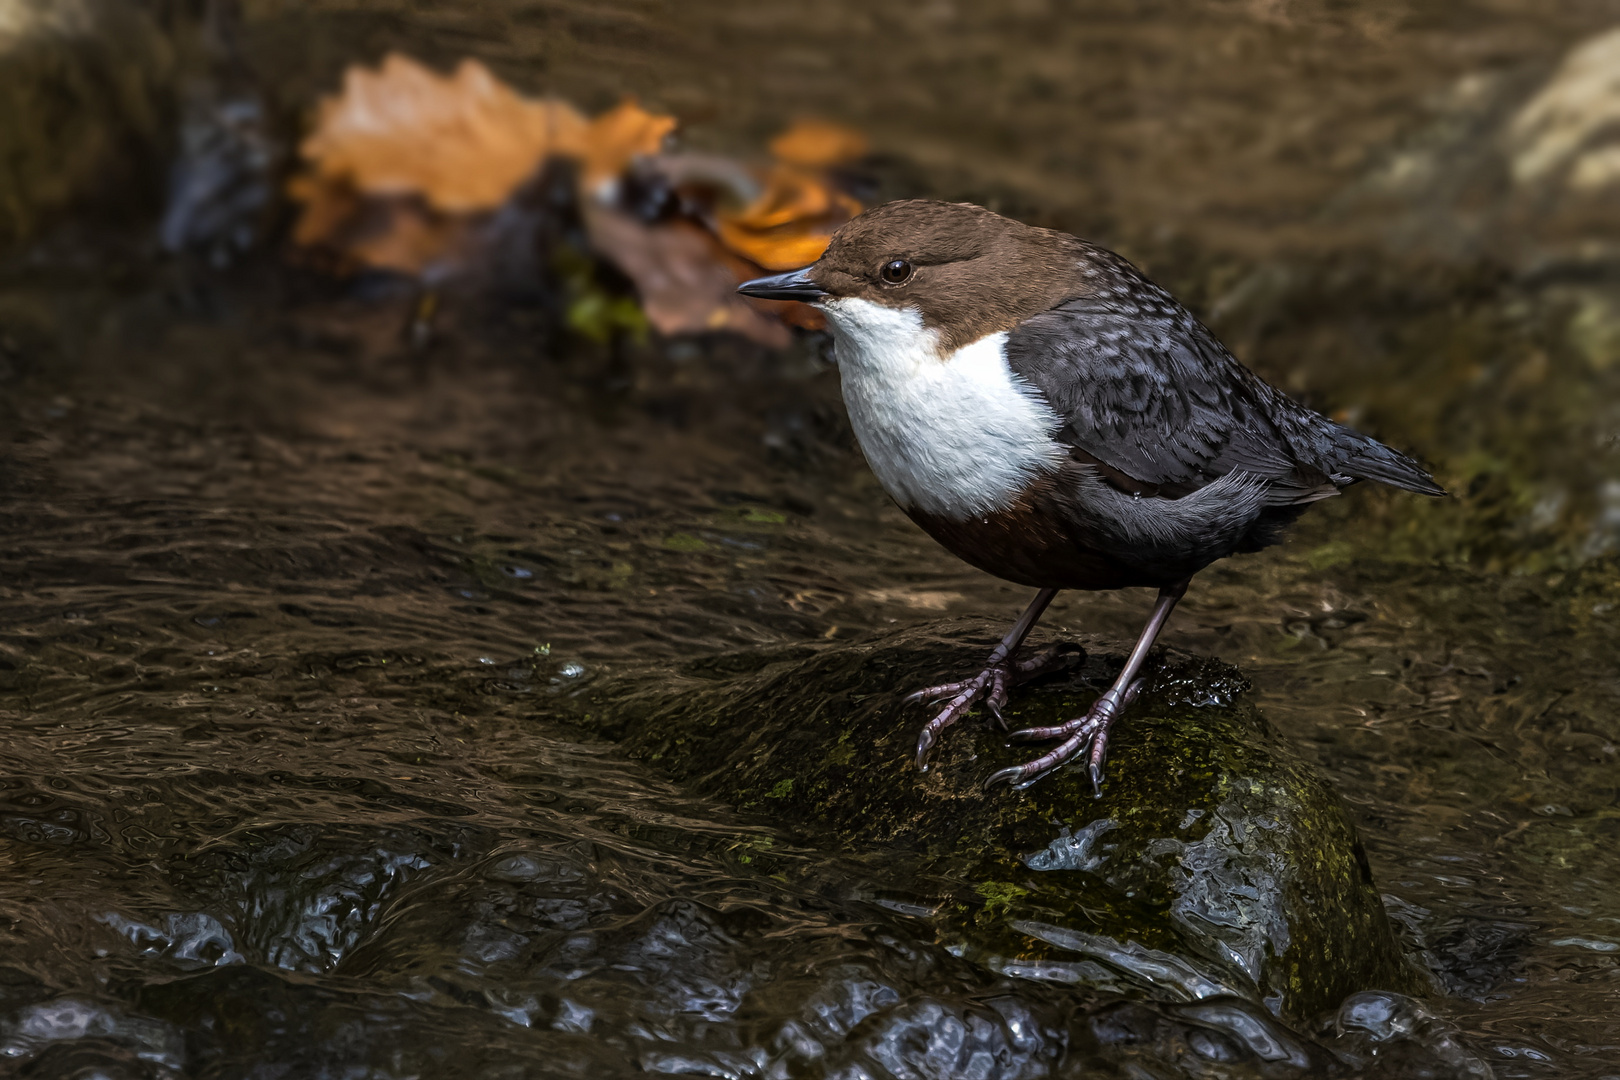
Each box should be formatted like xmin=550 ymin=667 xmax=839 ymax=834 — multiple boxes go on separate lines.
xmin=283 ymin=52 xmax=831 ymax=343
xmin=286 ymin=172 xmax=360 ymax=249
xmin=345 ymin=203 xmax=472 ymax=277
xmin=768 ymin=118 xmax=869 ymax=169
xmin=288 ymin=54 xmax=678 ymax=278
xmin=298 ymin=53 xmax=588 ymax=213
xmin=577 ymin=100 xmax=678 ymax=193
xmin=716 ymin=164 xmax=861 ymax=270
xmin=727 ymin=165 xmax=838 ymax=231
xmin=288 ymin=172 xmax=473 ymax=277
xmin=715 ymin=223 xmax=839 ymax=272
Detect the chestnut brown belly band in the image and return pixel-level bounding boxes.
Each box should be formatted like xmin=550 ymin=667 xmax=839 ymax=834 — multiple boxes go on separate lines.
xmin=905 ymin=500 xmax=1156 ymax=591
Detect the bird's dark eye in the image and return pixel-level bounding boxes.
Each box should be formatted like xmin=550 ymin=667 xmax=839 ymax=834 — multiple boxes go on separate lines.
xmin=880 ymin=259 xmax=913 ymax=285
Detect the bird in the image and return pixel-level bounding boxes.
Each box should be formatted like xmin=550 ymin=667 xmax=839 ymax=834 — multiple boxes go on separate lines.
xmin=737 ymin=200 xmax=1443 ymax=792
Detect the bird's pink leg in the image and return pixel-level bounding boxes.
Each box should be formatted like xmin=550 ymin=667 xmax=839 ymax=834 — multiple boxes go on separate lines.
xmin=987 ymin=579 xmax=1189 ymax=794
xmin=911 ymin=588 xmax=1062 ymax=767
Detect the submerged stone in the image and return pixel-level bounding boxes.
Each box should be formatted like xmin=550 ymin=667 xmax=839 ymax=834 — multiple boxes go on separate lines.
xmin=565 ymin=621 xmax=1414 ymax=1022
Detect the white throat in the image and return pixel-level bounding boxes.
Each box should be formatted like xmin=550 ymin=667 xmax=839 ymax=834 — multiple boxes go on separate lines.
xmin=821 ymin=297 xmax=1066 ymax=519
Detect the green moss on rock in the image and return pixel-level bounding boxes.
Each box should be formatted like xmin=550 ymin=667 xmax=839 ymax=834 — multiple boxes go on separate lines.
xmin=562 ymin=621 xmax=1415 ymax=1021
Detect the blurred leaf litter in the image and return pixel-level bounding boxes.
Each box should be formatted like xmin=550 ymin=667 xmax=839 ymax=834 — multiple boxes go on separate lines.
xmin=286 ymin=52 xmax=866 ymax=345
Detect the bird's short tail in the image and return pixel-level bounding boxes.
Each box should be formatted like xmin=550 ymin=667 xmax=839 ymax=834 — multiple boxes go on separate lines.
xmin=1333 ymin=424 xmax=1446 ymax=496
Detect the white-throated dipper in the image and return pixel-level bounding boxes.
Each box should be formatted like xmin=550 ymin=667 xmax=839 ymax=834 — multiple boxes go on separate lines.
xmin=738 ymin=200 xmax=1443 ymax=792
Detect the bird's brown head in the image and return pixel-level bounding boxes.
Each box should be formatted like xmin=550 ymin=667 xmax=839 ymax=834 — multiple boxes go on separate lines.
xmin=738 ymin=200 xmax=1090 ymax=352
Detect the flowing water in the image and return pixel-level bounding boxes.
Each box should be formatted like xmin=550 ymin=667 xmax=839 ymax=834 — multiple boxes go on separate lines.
xmin=3 ymin=1 xmax=1620 ymax=1076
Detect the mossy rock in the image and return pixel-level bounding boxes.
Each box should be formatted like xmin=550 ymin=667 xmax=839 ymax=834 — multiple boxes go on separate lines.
xmin=0 ymin=1 xmax=180 ymax=249
xmin=562 ymin=621 xmax=1414 ymax=1021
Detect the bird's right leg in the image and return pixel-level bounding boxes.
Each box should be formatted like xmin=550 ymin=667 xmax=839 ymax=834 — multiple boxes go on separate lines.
xmin=987 ymin=578 xmax=1188 ymax=793
xmin=910 ymin=588 xmax=1067 ymax=767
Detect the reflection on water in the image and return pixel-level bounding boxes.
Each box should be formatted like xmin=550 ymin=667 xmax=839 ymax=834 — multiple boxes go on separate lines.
xmin=2 ymin=1 xmax=1620 ymax=1077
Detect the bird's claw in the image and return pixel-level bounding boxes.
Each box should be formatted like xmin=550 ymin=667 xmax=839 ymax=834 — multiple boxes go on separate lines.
xmin=913 ymin=672 xmax=996 ymax=768
xmin=985 ymin=677 xmax=1146 ymax=794
xmin=903 ymin=677 xmax=975 ymax=705
xmin=910 ymin=645 xmax=1079 ymax=768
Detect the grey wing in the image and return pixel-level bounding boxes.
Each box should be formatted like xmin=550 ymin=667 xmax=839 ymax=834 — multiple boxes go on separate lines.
xmin=1005 ymin=293 xmax=1444 ymax=502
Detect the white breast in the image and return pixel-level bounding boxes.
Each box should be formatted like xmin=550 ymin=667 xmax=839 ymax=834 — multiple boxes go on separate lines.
xmin=822 ymin=297 xmax=1067 ymax=519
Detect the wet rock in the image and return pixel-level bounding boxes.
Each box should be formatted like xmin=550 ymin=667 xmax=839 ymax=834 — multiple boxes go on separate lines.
xmin=159 ymin=2 xmax=279 ymax=266
xmin=160 ymin=84 xmax=276 ymax=265
xmin=566 ymin=622 xmax=1414 ymax=1022
xmin=1318 ymin=991 xmax=1495 ymax=1079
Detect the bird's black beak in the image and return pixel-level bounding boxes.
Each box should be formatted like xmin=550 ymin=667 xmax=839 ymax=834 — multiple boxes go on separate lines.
xmin=736 ymin=266 xmax=828 ymax=303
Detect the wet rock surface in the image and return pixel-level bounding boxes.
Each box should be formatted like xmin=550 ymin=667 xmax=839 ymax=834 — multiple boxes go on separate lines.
xmin=0 ymin=673 xmax=1484 ymax=1079
xmin=571 ymin=625 xmax=1413 ymax=1022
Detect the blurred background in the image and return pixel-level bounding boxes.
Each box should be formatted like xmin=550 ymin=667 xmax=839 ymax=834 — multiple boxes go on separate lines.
xmin=2 ymin=1 xmax=1620 ymax=1077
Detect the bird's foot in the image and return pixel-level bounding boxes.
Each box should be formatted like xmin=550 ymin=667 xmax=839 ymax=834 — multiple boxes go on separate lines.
xmin=984 ymin=678 xmax=1146 ymax=794
xmin=909 ymin=646 xmax=1078 ymax=768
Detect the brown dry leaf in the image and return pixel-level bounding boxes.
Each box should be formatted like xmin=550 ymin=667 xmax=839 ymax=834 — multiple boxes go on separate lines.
xmin=289 ymin=172 xmax=474 ymax=277
xmin=716 ymin=164 xmax=861 ymax=270
xmin=286 ymin=52 xmax=826 ymax=344
xmin=299 ymin=53 xmax=587 ymax=213
xmin=578 ymin=100 xmax=679 ymax=193
xmin=344 ymin=202 xmax=474 ymax=277
xmin=583 ymin=204 xmax=791 ymax=348
xmin=289 ymin=54 xmax=682 ymax=281
xmin=286 ymin=172 xmax=360 ymax=250
xmin=768 ymin=118 xmax=869 ymax=169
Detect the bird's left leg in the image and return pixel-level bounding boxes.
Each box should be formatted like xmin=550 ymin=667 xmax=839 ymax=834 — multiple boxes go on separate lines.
xmin=910 ymin=587 xmax=1065 ymax=767
xmin=986 ymin=578 xmax=1189 ymax=793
